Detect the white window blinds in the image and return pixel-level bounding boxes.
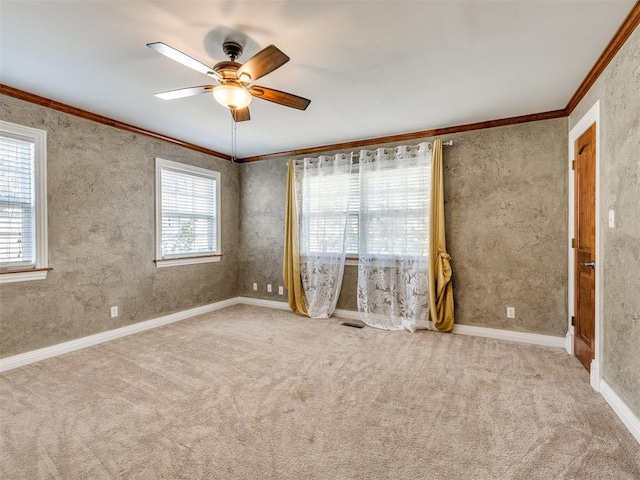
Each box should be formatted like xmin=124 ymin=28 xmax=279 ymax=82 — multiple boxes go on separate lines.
xmin=0 ymin=134 xmax=36 ymax=268
xmin=157 ymin=159 xmax=220 ymax=259
xmin=300 ymin=161 xmax=429 ymax=258
xmin=359 ymin=160 xmax=429 ymax=257
xmin=300 ymin=169 xmax=353 ymax=255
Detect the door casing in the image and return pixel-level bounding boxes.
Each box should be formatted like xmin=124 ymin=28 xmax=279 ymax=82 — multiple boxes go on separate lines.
xmin=567 ymin=100 xmax=602 ymax=392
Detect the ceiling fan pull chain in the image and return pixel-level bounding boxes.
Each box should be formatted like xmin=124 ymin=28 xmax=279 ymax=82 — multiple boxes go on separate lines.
xmin=231 ymin=114 xmax=235 ymax=162
xmin=231 ymin=113 xmax=237 ymax=162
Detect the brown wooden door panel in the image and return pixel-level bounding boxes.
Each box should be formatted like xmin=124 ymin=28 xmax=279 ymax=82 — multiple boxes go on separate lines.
xmin=576 ymin=252 xmax=594 ymax=345
xmin=574 ymin=124 xmax=596 ymax=372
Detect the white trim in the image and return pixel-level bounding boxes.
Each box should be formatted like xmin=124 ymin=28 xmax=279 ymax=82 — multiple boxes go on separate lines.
xmin=0 ymin=120 xmax=48 ymax=281
xmin=0 ymin=298 xmax=576 ymax=373
xmin=0 ymin=297 xmax=238 ymax=373
xmin=234 ymin=298 xmax=564 ymax=346
xmin=156 ymin=256 xmax=221 ymax=268
xmin=565 ymin=330 xmax=573 ymax=355
xmin=451 ymin=324 xmax=566 ymax=348
xmin=35 ymin=126 xmax=48 ymax=271
xmin=0 ymin=269 xmax=48 ymax=284
xmin=155 ymin=158 xmax=222 ymax=266
xmin=568 ymin=100 xmax=602 ymax=391
xmin=600 ymin=380 xmax=640 ymax=444
xmin=236 ymin=297 xmax=289 ymax=310
xmin=590 ymin=359 xmax=600 ymax=392
xmin=333 ymin=308 xmax=360 ymax=320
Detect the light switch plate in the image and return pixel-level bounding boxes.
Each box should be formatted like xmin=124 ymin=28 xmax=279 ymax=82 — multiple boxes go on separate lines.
xmin=608 ymin=209 xmax=615 ymax=228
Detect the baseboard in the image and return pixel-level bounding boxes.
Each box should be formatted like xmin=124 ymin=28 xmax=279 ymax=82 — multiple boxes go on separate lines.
xmin=0 ymin=297 xmax=239 ymax=373
xmin=451 ymin=324 xmax=566 ymax=348
xmin=235 ymin=297 xmax=289 ymax=310
xmin=565 ymin=330 xmax=574 ymax=354
xmin=333 ymin=308 xmax=360 ymax=320
xmin=235 ymin=299 xmax=565 ymax=348
xmin=0 ymin=298 xmax=581 ymax=370
xmin=0 ymin=297 xmax=567 ymax=373
xmin=590 ymin=359 xmax=601 ymax=392
xmin=234 ymin=298 xmax=361 ymax=321
xmin=600 ymin=380 xmax=640 ymax=444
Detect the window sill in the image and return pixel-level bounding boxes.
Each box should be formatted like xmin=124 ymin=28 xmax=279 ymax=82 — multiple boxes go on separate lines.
xmin=155 ymin=254 xmax=221 ymax=268
xmin=0 ymin=267 xmax=52 ymax=284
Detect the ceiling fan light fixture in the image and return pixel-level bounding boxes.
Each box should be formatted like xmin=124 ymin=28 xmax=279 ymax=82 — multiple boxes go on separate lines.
xmin=213 ymin=84 xmax=252 ymax=109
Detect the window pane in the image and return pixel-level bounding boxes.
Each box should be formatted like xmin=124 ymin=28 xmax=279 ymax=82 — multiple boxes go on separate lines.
xmin=0 ymin=136 xmax=35 ymax=266
xmin=160 ymin=166 xmax=217 ymax=257
xmin=360 ymin=162 xmax=429 ymax=257
xmin=299 ymin=169 xmax=353 ymax=255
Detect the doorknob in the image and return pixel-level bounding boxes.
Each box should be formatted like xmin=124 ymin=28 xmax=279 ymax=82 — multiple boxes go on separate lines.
xmin=580 ymin=261 xmax=595 ymax=268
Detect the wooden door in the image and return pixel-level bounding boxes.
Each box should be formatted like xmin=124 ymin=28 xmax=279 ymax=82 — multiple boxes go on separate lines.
xmin=574 ymin=124 xmax=596 ymax=372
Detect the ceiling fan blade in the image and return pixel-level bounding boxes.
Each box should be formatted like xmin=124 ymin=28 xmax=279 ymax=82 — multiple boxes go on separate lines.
xmin=155 ymin=85 xmax=214 ymax=100
xmin=147 ymin=42 xmax=220 ymax=79
xmin=231 ymin=107 xmax=251 ymax=122
xmin=236 ymin=45 xmax=289 ymax=82
xmin=249 ymin=86 xmax=311 ymax=110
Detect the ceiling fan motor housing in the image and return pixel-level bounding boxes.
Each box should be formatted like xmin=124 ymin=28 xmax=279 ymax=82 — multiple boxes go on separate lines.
xmin=222 ymin=41 xmax=243 ymax=61
xmin=213 ymin=60 xmax=242 ymax=81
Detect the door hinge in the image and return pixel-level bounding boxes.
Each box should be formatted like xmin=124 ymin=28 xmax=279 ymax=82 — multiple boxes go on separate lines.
xmin=571 ymin=159 xmax=576 ymax=170
xmin=571 ymin=238 xmax=576 ymax=249
xmin=571 ymin=316 xmax=575 ymax=326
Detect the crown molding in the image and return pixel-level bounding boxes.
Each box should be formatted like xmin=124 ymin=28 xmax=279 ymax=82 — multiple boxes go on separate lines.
xmin=236 ymin=109 xmax=568 ymax=163
xmin=565 ymin=0 xmax=640 ymax=114
xmin=0 ymin=84 xmax=232 ymax=161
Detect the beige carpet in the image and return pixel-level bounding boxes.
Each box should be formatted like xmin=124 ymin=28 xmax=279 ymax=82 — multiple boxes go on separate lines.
xmin=1 ymin=304 xmax=639 ymax=479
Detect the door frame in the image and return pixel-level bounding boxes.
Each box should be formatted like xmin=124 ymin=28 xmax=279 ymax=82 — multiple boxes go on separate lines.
xmin=567 ymin=100 xmax=602 ymax=392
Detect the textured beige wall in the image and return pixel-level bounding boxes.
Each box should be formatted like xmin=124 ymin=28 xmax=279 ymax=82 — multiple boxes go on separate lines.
xmin=0 ymin=95 xmax=240 ymax=358
xmin=569 ymin=26 xmax=640 ymax=416
xmin=239 ymin=117 xmax=568 ymax=337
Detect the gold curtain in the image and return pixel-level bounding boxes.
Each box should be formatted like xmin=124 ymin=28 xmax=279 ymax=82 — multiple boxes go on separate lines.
xmin=428 ymin=139 xmax=455 ymax=331
xmin=283 ymin=160 xmax=308 ymax=316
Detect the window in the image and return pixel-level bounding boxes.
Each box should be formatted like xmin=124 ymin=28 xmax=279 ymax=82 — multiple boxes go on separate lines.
xmin=0 ymin=120 xmax=48 ymax=284
xmin=155 ymin=158 xmax=221 ymax=267
xmin=302 ymin=162 xmax=429 ymax=259
xmin=358 ymin=161 xmax=430 ymax=258
xmin=299 ymin=167 xmax=354 ymax=256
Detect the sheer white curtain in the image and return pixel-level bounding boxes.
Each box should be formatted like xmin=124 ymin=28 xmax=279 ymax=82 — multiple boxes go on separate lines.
xmin=295 ymin=154 xmax=353 ymax=318
xmin=357 ymin=144 xmax=432 ymax=331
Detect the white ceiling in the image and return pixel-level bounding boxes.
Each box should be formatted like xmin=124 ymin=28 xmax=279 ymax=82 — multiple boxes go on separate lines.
xmin=0 ymin=1 xmax=634 ymax=158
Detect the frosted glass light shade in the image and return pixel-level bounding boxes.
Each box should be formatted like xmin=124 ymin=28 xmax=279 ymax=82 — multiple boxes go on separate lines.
xmin=213 ymin=85 xmax=252 ymax=109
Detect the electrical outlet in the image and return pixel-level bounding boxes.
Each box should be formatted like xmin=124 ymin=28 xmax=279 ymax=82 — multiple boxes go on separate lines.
xmin=252 ymin=282 xmax=257 ymax=291
xmin=278 ymin=286 xmax=284 ymax=295
xmin=110 ymin=306 xmax=119 ymax=318
xmin=608 ymin=209 xmax=615 ymax=228
xmin=267 ymin=284 xmax=272 ymax=293
xmin=506 ymin=307 xmax=515 ymax=319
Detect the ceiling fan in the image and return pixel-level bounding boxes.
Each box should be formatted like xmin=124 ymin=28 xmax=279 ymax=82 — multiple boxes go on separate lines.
xmin=147 ymin=40 xmax=311 ymax=122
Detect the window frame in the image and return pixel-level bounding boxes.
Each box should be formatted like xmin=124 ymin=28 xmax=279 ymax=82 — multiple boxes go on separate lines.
xmin=0 ymin=120 xmax=48 ymax=284
xmin=155 ymin=158 xmax=221 ymax=268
